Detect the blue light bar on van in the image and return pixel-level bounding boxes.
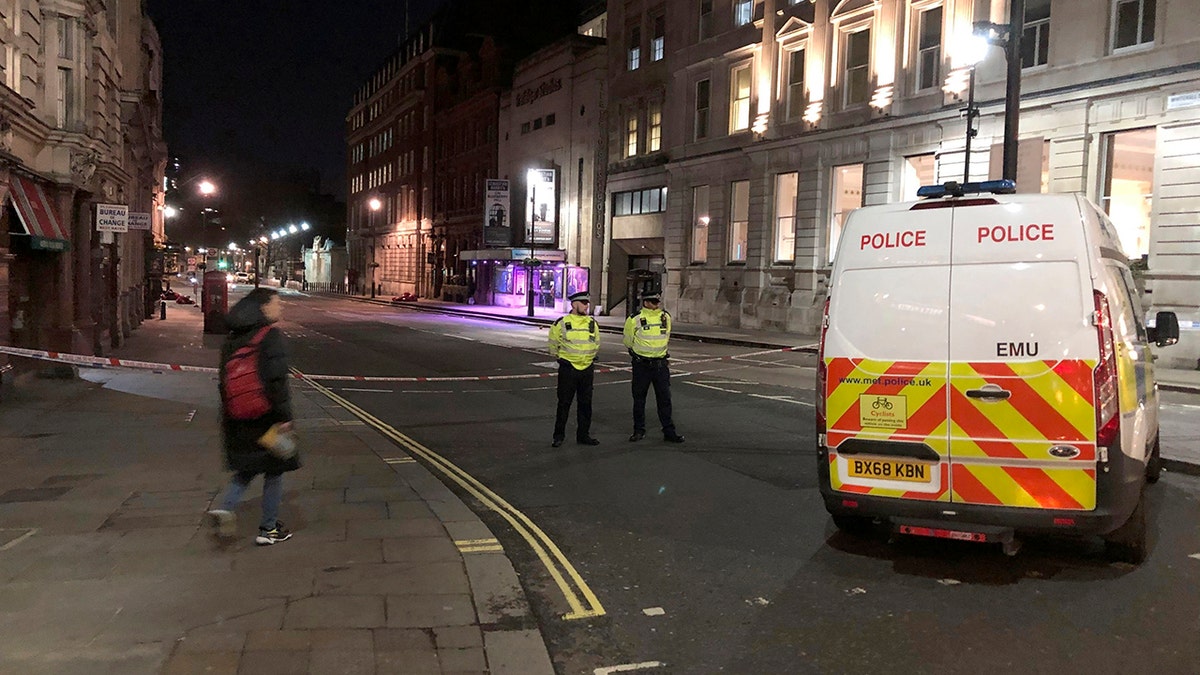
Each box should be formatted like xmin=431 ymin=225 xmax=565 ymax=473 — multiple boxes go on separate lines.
xmin=917 ymin=179 xmax=1017 ymax=198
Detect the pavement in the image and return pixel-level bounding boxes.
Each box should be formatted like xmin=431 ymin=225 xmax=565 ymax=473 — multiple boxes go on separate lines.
xmin=0 ymin=299 xmax=554 ymax=674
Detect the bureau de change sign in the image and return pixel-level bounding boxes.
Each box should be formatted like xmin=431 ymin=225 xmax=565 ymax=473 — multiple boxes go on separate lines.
xmin=95 ymin=203 xmax=129 ymax=233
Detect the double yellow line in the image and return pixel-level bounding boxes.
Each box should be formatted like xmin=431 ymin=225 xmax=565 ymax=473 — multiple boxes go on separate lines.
xmin=295 ymin=371 xmax=606 ymax=621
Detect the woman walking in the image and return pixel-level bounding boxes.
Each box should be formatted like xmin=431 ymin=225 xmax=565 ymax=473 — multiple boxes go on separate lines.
xmin=208 ymin=288 xmax=300 ymax=545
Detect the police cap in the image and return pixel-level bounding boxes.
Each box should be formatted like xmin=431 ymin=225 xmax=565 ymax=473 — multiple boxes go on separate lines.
xmin=568 ymin=291 xmax=591 ymax=303
xmin=640 ymin=291 xmax=662 ymax=302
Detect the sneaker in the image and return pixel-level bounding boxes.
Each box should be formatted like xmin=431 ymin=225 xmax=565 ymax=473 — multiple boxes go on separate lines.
xmin=577 ymin=437 xmax=600 ymax=446
xmin=664 ymin=434 xmax=686 ymax=443
xmin=255 ymin=523 xmax=293 ymax=546
xmin=551 ymin=438 xmax=564 ymax=448
xmin=629 ymin=432 xmax=646 ymax=442
xmin=207 ymin=509 xmax=237 ymax=538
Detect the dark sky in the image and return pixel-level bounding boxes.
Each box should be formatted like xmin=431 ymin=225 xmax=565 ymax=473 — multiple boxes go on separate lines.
xmin=146 ymin=1 xmax=444 ymax=199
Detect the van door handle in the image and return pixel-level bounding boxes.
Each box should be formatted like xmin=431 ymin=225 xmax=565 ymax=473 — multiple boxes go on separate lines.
xmin=966 ymin=385 xmax=1011 ymax=401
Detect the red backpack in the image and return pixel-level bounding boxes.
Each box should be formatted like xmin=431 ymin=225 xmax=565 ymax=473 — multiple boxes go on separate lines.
xmin=223 ymin=326 xmax=273 ymax=420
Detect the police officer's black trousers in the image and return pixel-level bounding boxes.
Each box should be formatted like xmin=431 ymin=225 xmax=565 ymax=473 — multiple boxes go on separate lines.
xmin=631 ymin=358 xmax=676 ymax=436
xmin=554 ymin=361 xmax=594 ymax=442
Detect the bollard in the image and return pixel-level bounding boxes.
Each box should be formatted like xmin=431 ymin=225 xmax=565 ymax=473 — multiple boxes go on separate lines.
xmin=160 ymin=299 xmax=167 ymax=320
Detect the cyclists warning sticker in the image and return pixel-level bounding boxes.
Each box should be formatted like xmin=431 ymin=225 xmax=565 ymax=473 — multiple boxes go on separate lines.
xmin=860 ymin=394 xmax=907 ymax=430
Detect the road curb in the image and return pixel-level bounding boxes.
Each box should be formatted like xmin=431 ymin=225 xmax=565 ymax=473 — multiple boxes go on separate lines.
xmin=292 ymin=385 xmax=555 ymax=671
xmin=1162 ymin=459 xmax=1200 ymax=477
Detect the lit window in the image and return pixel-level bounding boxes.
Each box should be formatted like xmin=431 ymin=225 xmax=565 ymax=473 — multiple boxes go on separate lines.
xmin=730 ymin=64 xmax=752 ymax=132
xmin=691 ymin=185 xmax=709 ymax=263
xmin=901 ymin=154 xmax=935 ymax=201
xmin=785 ymin=49 xmax=805 ymax=120
xmin=1112 ymin=0 xmax=1155 ymax=50
xmin=844 ymin=29 xmax=871 ymax=106
xmin=774 ymin=173 xmax=798 ymax=262
xmin=628 ymin=26 xmax=641 ymax=70
xmin=626 ymin=113 xmax=639 ymax=158
xmin=734 ymin=0 xmax=753 ymax=27
xmin=729 ymin=180 xmax=749 ymax=262
xmin=829 ymin=163 xmax=864 ymax=262
xmin=916 ymin=6 xmax=942 ymax=91
xmin=648 ymin=103 xmax=662 ymax=152
xmin=1022 ymin=0 xmax=1051 ymax=67
xmin=652 ymin=16 xmax=665 ymax=61
xmin=1101 ymin=128 xmax=1156 ymax=258
xmin=695 ymin=79 xmax=711 ymax=139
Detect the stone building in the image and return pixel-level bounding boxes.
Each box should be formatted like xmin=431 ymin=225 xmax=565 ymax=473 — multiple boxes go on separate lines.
xmin=0 ymin=0 xmax=167 ymax=357
xmin=608 ymin=0 xmax=1200 ymax=367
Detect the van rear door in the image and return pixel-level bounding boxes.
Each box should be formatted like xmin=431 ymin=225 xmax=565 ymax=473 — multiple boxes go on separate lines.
xmin=824 ymin=203 xmax=952 ymax=503
xmin=947 ymin=196 xmax=1098 ymax=510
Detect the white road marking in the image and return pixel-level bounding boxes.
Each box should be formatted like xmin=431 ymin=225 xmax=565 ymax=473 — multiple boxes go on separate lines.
xmin=442 ymin=333 xmax=476 ymax=341
xmin=642 ymin=607 xmax=666 ymax=616
xmin=595 ymin=662 xmax=667 ymax=674
xmin=341 ymin=387 xmax=394 ymax=393
xmin=746 ymin=597 xmax=770 ymax=606
xmin=685 ymin=381 xmax=742 ymax=393
xmin=399 ymin=389 xmax=456 ymax=393
xmin=383 ymin=457 xmax=416 ymax=464
xmin=531 ymin=361 xmax=559 ymax=369
xmin=749 ymin=393 xmax=814 ymax=407
xmin=0 ymin=528 xmax=37 ymax=552
xmin=1189 ymin=553 xmax=1200 ymax=561
xmin=185 ymin=410 xmax=196 ymax=423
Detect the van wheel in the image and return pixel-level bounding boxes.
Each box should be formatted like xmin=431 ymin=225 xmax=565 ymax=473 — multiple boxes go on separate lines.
xmin=1145 ymin=436 xmax=1162 ymax=484
xmin=832 ymin=514 xmax=874 ymax=535
xmin=1104 ymin=490 xmax=1148 ymax=565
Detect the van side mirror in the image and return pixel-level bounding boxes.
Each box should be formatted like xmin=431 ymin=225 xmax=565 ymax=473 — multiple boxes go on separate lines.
xmin=1148 ymin=311 xmax=1180 ymax=347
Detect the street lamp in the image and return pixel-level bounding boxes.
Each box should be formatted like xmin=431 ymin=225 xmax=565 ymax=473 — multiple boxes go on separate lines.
xmin=974 ymin=0 xmax=1024 ymax=182
xmin=198 ymin=180 xmax=216 ymax=196
xmin=958 ymin=33 xmax=991 ymax=182
xmin=368 ymin=198 xmax=382 ymax=298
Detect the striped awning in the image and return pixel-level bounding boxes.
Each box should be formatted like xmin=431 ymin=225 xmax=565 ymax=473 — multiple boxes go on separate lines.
xmin=9 ymin=175 xmax=70 ymax=251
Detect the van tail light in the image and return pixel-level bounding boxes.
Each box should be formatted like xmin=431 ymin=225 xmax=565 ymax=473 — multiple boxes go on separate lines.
xmin=1093 ymin=290 xmax=1120 ymax=449
xmin=816 ymin=298 xmax=830 ymax=437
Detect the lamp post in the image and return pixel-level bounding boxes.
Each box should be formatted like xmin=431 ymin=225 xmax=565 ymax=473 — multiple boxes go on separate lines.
xmin=368 ymin=197 xmax=382 ymax=299
xmin=959 ymin=34 xmax=991 ymax=182
xmin=974 ymin=0 xmax=1024 ymax=182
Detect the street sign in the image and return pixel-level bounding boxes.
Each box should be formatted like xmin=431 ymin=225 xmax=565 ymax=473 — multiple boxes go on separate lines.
xmin=96 ymin=203 xmax=129 ymax=233
xmin=484 ymin=179 xmax=511 ymax=248
xmin=127 ymin=212 xmax=152 ymax=231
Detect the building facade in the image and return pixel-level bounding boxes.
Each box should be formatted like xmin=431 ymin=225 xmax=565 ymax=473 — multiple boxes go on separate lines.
xmin=0 ymin=0 xmax=167 ymax=358
xmin=485 ymin=31 xmax=608 ymax=311
xmin=605 ymin=0 xmax=1200 ymax=367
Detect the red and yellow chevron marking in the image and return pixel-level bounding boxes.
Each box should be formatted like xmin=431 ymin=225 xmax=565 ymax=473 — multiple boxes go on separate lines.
xmin=948 ymin=360 xmax=1097 ymax=510
xmin=826 ymin=358 xmax=949 ymax=502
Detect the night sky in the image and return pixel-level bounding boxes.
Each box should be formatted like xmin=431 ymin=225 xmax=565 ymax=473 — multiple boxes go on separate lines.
xmin=146 ymin=1 xmax=444 ymax=199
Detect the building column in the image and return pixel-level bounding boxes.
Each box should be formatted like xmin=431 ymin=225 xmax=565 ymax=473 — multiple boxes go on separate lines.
xmin=73 ymin=192 xmax=97 ymax=354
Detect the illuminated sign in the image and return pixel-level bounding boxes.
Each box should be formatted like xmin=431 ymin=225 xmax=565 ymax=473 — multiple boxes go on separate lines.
xmin=525 ymin=169 xmax=556 ymax=246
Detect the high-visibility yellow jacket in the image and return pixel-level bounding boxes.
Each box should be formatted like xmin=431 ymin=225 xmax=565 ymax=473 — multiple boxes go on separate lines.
xmin=549 ymin=313 xmax=599 ymax=370
xmin=623 ymin=308 xmax=671 ymax=359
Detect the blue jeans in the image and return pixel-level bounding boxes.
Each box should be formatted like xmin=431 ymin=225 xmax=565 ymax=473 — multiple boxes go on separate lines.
xmin=220 ymin=471 xmax=283 ymax=531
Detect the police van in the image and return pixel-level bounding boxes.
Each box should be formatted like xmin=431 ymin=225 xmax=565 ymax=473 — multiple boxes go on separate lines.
xmin=817 ymin=180 xmax=1179 ymax=563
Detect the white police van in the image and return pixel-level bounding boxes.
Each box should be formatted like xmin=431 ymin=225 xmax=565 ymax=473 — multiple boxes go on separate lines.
xmin=817 ymin=180 xmax=1179 ymax=562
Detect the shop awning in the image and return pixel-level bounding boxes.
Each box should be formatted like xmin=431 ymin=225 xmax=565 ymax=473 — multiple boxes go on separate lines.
xmin=9 ymin=175 xmax=70 ymax=251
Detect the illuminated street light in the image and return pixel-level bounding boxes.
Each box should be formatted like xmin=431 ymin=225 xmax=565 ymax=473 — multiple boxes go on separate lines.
xmin=163 ymin=206 xmax=178 ymax=219
xmin=301 ymin=222 xmax=311 ymax=231
xmin=270 ymin=232 xmax=280 ymax=240
xmin=955 ymin=31 xmax=992 ymax=183
xmin=368 ymin=197 xmax=382 ymax=211
xmin=288 ymin=224 xmax=299 ymax=234
xmin=198 ymin=180 xmax=216 ymax=196
xmin=228 ymin=242 xmax=238 ymax=251
xmin=259 ymin=236 xmax=268 ymax=244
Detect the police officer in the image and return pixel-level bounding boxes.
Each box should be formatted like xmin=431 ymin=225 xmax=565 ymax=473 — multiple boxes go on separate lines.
xmin=624 ymin=291 xmax=684 ymax=443
xmin=549 ymin=291 xmax=601 ymax=447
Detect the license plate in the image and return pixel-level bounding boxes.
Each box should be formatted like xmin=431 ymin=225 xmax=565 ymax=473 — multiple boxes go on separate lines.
xmin=847 ymin=457 xmax=933 ymax=483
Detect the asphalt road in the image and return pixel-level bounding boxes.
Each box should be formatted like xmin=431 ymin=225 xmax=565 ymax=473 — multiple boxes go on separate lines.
xmin=276 ymin=291 xmax=1200 ymax=675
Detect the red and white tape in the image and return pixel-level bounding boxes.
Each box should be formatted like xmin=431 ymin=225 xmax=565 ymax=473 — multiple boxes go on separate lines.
xmin=0 ymin=344 xmax=810 ymax=383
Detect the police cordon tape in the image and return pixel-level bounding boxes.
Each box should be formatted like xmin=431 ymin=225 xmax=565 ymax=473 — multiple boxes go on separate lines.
xmin=0 ymin=344 xmax=813 ymax=383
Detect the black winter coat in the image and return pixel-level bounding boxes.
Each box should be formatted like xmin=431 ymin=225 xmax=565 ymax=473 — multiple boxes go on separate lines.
xmin=218 ymin=300 xmax=300 ymax=475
